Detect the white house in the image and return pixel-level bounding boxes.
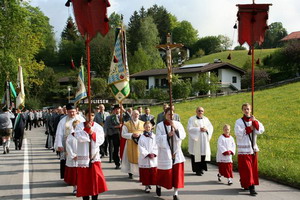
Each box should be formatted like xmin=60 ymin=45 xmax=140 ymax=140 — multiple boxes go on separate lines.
xmin=130 ymin=61 xmax=245 ymax=92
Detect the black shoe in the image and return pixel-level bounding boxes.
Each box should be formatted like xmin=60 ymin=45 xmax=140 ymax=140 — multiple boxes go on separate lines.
xmin=249 ymin=185 xmax=257 ymax=196
xmin=196 ymin=171 xmax=202 ymax=176
xmin=3 ymin=150 xmax=6 ymax=154
xmin=115 ymin=165 xmax=120 ymax=169
xmin=128 ymin=173 xmax=133 ymax=179
xmin=173 ymin=195 xmax=179 ymax=200
xmin=156 ymin=186 xmax=161 ymax=196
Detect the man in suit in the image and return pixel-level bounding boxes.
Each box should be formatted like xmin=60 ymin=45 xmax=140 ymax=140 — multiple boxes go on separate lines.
xmin=156 ymin=103 xmax=169 ymax=124
xmin=140 ymin=107 xmax=155 ymax=126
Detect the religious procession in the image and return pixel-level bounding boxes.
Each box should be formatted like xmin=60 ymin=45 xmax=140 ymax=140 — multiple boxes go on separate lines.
xmin=1 ymin=0 xmax=300 ymax=200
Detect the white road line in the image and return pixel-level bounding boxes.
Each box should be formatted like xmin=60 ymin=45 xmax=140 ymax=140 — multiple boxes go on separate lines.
xmin=22 ymin=138 xmax=31 ymax=200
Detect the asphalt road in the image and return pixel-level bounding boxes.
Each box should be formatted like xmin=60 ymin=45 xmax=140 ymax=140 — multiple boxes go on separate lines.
xmin=0 ymin=127 xmax=299 ymax=200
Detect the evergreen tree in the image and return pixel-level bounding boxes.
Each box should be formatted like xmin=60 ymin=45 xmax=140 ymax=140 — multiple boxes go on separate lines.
xmin=61 ymin=16 xmax=79 ymax=42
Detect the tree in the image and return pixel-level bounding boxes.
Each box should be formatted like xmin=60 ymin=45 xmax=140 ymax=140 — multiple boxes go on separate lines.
xmin=172 ymin=75 xmax=192 ymax=99
xmin=127 ymin=10 xmax=143 ymax=55
xmin=260 ymin=22 xmax=288 ymax=48
xmin=172 ymin=20 xmax=198 ymax=47
xmin=128 ymin=17 xmax=165 ymax=74
xmin=147 ymin=5 xmax=172 ymax=44
xmin=61 ymin=16 xmax=80 ymax=42
xmin=193 ymin=36 xmax=222 ymax=56
xmin=0 ymin=1 xmax=51 ymax=98
xmin=218 ymin=35 xmax=232 ymax=51
xmin=130 ymin=80 xmax=147 ymax=98
xmin=234 ymin=45 xmax=247 ymax=50
xmin=91 ymin=78 xmax=111 ymax=98
xmin=192 ymin=73 xmax=220 ymax=95
xmin=263 ymin=41 xmax=300 ymax=77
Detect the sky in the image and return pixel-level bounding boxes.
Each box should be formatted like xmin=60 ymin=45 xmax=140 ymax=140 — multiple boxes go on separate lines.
xmin=29 ymin=0 xmax=300 ymax=46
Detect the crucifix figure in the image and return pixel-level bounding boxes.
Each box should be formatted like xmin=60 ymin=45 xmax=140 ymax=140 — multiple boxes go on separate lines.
xmin=156 ymin=33 xmax=183 ymax=161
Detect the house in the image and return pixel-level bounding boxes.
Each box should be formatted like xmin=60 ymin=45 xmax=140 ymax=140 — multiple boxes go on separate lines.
xmin=130 ymin=61 xmax=246 ymax=93
xmin=281 ymin=31 xmax=300 ymax=42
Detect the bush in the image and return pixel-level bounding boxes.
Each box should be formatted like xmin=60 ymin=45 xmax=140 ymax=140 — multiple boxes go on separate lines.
xmin=25 ymin=97 xmax=42 ymax=110
xmin=172 ymin=80 xmax=192 ymax=99
xmin=130 ymin=80 xmax=147 ymax=98
xmin=148 ymin=88 xmax=168 ymax=101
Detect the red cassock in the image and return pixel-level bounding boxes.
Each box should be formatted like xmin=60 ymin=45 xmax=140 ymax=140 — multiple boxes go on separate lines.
xmin=218 ymin=163 xmax=233 ymax=178
xmin=71 ymin=0 xmax=110 ymax=39
xmin=157 ymin=163 xmax=184 ymax=189
xmin=64 ymin=166 xmax=77 ymax=186
xmin=139 ymin=167 xmax=158 ymax=186
xmin=238 ymin=153 xmax=259 ymax=189
xmin=237 ymin=4 xmax=271 ymax=46
xmin=76 ymin=162 xmax=108 ymax=197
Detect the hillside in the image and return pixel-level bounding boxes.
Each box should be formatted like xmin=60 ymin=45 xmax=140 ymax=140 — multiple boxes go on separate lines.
xmin=185 ymin=49 xmax=277 ymax=68
xmin=149 ymin=81 xmax=300 ymax=188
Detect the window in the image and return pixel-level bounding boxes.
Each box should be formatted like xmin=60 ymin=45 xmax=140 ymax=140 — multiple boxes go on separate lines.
xmin=232 ymin=76 xmax=237 ymax=83
xmin=155 ymin=79 xmax=159 ymax=87
xmin=161 ymin=79 xmax=168 ymax=87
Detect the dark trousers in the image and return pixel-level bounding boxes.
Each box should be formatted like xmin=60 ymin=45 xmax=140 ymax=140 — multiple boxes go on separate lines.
xmin=60 ymin=159 xmax=66 ymax=179
xmin=191 ymin=155 xmax=208 ymax=172
xmin=14 ymin=136 xmax=23 ymax=150
xmin=26 ymin=119 xmax=32 ymax=130
xmin=100 ymin=136 xmax=108 ymax=156
xmin=108 ymin=134 xmax=120 ymax=166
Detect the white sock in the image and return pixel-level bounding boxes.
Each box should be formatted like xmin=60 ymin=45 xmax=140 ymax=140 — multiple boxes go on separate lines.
xmin=73 ymin=185 xmax=77 ymax=190
xmin=7 ymin=139 xmax=11 ymax=147
xmin=174 ymin=188 xmax=178 ymax=196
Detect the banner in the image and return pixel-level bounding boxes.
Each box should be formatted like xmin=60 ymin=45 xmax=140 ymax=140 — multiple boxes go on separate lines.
xmin=16 ymin=65 xmax=25 ymax=109
xmin=108 ymin=26 xmax=130 ymax=103
xmin=74 ymin=64 xmax=87 ymax=105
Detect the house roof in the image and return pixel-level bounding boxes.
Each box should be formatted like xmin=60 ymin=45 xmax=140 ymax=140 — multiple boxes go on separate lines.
xmin=131 ymin=62 xmax=245 ymax=78
xmin=281 ymin=31 xmax=300 ymax=41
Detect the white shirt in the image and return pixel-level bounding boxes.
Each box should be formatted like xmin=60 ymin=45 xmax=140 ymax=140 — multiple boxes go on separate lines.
xmin=66 ymin=133 xmax=78 ymax=167
xmin=216 ymin=134 xmax=236 ymax=163
xmin=138 ymin=134 xmax=158 ymax=168
xmin=156 ymin=121 xmax=186 ymax=170
xmin=74 ymin=122 xmax=105 ymax=167
xmin=187 ymin=115 xmax=213 ymax=161
xmin=234 ymin=118 xmax=264 ymax=154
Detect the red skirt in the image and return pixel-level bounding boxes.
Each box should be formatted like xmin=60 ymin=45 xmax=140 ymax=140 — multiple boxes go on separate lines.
xmin=139 ymin=167 xmax=157 ymax=186
xmin=76 ymin=162 xmax=108 ymax=197
xmin=157 ymin=163 xmax=184 ymax=189
xmin=238 ymin=153 xmax=259 ymax=189
xmin=218 ymin=162 xmax=233 ymax=178
xmin=64 ymin=166 xmax=77 ymax=186
xmin=120 ymin=137 xmax=126 ymax=160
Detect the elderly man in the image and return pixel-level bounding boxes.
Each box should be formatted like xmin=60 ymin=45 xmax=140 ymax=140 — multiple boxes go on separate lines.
xmin=121 ymin=110 xmax=144 ymax=179
xmin=187 ymin=107 xmax=213 ymax=176
xmin=54 ymin=103 xmax=85 ymax=179
xmin=94 ymin=104 xmax=110 ymax=158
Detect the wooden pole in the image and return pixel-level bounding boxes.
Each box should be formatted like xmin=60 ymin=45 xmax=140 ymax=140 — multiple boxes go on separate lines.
xmin=86 ymin=35 xmax=92 ymax=120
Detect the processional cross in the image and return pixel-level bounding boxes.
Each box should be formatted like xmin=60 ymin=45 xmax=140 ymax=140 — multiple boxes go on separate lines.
xmin=156 ymin=33 xmax=183 ymax=161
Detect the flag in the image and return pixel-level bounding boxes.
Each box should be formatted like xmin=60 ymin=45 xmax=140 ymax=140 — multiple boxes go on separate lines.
xmin=237 ymin=4 xmax=271 ymax=46
xmin=108 ymin=26 xmax=130 ymax=103
xmin=9 ymin=82 xmax=17 ymax=98
xmin=16 ymin=65 xmax=25 ymax=109
xmin=71 ymin=0 xmax=110 ymax=39
xmin=2 ymin=81 xmax=11 ymax=108
xmin=74 ymin=63 xmax=87 ymax=105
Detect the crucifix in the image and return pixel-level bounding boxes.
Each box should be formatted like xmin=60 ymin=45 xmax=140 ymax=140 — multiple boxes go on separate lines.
xmin=156 ymin=33 xmax=183 ymax=161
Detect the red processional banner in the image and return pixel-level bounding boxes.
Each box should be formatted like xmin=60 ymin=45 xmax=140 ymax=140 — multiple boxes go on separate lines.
xmin=71 ymin=0 xmax=111 ymax=39
xmin=237 ymin=4 xmax=271 ymax=46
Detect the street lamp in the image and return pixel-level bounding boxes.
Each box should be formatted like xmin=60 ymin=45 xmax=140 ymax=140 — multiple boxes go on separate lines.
xmin=67 ymin=86 xmax=71 ymax=103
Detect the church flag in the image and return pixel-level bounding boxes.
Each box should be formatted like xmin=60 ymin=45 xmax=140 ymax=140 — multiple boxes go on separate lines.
xmin=237 ymin=4 xmax=271 ymax=46
xmin=16 ymin=64 xmax=25 ymax=109
xmin=71 ymin=0 xmax=110 ymax=39
xmin=74 ymin=63 xmax=87 ymax=105
xmin=108 ymin=26 xmax=130 ymax=103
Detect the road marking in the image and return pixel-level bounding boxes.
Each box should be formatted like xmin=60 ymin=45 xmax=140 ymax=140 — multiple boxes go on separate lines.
xmin=22 ymin=138 xmax=31 ymax=200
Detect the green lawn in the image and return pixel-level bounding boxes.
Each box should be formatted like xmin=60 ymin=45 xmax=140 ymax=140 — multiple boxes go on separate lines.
xmin=185 ymin=49 xmax=277 ymax=68
xmin=150 ymin=81 xmax=300 ymax=188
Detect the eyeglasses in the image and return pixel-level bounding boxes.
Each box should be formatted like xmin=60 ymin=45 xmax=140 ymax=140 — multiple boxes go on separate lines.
xmin=197 ymin=110 xmax=204 ymax=112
